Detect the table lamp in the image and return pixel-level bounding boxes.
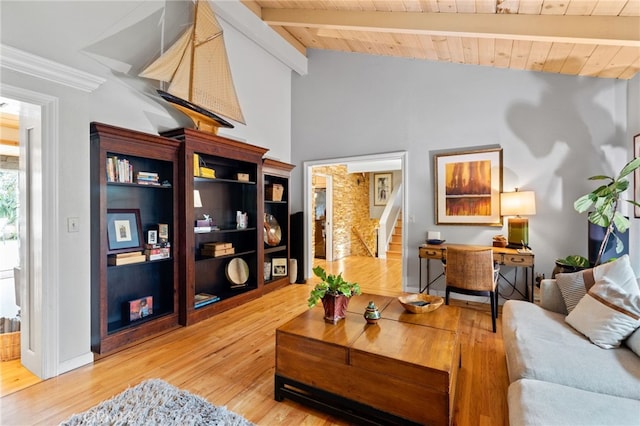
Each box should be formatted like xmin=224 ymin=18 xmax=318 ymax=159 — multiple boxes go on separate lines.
xmin=500 ymin=189 xmax=536 ymax=249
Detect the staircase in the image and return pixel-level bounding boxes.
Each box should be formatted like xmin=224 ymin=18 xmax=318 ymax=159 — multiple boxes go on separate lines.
xmin=386 ymin=215 xmax=402 ymax=259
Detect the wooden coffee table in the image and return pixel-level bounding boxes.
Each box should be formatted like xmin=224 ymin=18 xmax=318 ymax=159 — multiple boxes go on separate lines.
xmin=275 ymin=294 xmax=461 ymax=425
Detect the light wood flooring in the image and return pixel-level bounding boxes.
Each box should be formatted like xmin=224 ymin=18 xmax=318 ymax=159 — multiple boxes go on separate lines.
xmin=0 ymin=256 xmax=509 ymax=425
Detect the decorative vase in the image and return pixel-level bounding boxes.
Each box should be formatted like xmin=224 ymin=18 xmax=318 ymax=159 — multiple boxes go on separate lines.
xmin=322 ymin=293 xmax=350 ymax=324
xmin=363 ymin=301 xmax=381 ymax=324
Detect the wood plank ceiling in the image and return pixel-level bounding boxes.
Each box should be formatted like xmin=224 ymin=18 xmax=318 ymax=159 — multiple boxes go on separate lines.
xmin=243 ymin=0 xmax=640 ymax=79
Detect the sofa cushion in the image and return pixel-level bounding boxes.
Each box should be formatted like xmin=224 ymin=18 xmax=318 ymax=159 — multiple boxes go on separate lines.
xmin=503 ymin=300 xmax=640 ymax=400
xmin=566 ymin=281 xmax=640 ymax=349
xmin=509 ymin=379 xmax=640 ymax=426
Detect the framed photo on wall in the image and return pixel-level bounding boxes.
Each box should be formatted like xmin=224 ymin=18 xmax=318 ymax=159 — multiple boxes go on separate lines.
xmin=107 ymin=209 xmax=143 ymax=254
xmin=374 ymin=173 xmax=392 ymax=206
xmin=434 ymin=147 xmax=503 ymax=226
xmin=635 ymin=133 xmax=640 ymax=218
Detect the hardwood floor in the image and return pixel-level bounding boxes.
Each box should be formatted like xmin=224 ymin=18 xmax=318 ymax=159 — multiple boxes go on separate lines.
xmin=0 ymin=256 xmax=509 ymax=425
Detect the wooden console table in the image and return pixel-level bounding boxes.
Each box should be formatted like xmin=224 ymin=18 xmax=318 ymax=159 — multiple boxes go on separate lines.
xmin=419 ymin=243 xmax=535 ymax=302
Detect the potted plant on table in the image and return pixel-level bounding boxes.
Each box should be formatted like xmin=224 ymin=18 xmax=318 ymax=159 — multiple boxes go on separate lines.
xmin=308 ymin=265 xmax=361 ymax=323
xmin=556 ymin=157 xmax=640 ymax=273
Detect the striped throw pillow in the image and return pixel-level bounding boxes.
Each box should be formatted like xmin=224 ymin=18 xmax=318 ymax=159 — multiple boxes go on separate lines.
xmin=556 ymin=269 xmax=595 ymax=313
xmin=566 ymin=281 xmax=640 ymax=349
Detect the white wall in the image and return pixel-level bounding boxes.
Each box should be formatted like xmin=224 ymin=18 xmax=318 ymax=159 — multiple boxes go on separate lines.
xmin=1 ymin=0 xmax=292 ymax=374
xmin=291 ymin=49 xmax=635 ymax=290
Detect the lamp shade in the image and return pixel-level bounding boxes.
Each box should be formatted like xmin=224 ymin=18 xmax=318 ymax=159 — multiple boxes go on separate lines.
xmin=193 ymin=190 xmax=203 ymax=208
xmin=501 ymin=191 xmax=536 ymax=216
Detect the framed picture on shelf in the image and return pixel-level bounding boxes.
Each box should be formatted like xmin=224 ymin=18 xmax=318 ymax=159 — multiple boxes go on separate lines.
xmin=158 ymin=223 xmax=169 ymax=243
xmin=635 ymin=133 xmax=640 ymax=218
xmin=272 ymin=258 xmax=287 ymax=277
xmin=107 ymin=209 xmax=143 ymax=254
xmin=147 ymin=230 xmax=158 ymax=245
xmin=374 ymin=173 xmax=392 ymax=206
xmin=127 ymin=296 xmax=153 ymax=322
xmin=434 ymin=147 xmax=503 ymax=226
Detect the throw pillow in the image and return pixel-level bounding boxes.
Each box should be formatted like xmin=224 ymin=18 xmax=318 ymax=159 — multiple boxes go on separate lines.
xmin=566 ymin=280 xmax=640 ymax=349
xmin=555 ymin=269 xmax=595 ymax=313
xmin=592 ymin=255 xmax=639 ymax=295
xmin=555 ymin=255 xmax=639 ymax=314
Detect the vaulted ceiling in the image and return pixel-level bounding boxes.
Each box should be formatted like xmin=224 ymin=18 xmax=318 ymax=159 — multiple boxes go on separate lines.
xmin=242 ymin=0 xmax=640 ymax=79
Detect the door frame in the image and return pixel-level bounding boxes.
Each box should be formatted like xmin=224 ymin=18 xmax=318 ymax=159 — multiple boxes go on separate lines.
xmin=2 ymin=85 xmax=60 ymax=379
xmin=303 ymin=151 xmax=408 ymax=284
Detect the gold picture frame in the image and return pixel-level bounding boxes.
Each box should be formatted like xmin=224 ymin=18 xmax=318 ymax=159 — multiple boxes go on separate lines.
xmin=434 ymin=147 xmax=503 ymax=226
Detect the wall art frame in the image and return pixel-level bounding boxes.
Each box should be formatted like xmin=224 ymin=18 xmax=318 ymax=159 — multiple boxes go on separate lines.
xmin=434 ymin=147 xmax=503 ymax=226
xmin=107 ymin=208 xmax=143 ymax=254
xmin=374 ymin=173 xmax=392 ymax=206
xmin=635 ymin=133 xmax=640 ymax=218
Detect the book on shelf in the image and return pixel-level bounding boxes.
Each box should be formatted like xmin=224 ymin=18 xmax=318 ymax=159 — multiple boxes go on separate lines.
xmin=106 ymin=156 xmax=134 ymax=183
xmin=136 ymin=171 xmax=160 ymax=186
xmin=145 ymin=247 xmax=170 ymax=261
xmin=108 ymin=253 xmax=146 ymax=266
xmin=201 ymin=247 xmax=235 ymax=257
xmin=194 ymin=293 xmax=220 ymax=308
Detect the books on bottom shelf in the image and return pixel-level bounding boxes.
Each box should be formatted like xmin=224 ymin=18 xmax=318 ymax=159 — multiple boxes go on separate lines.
xmin=194 ymin=293 xmax=220 ymax=308
xmin=108 ymin=251 xmax=146 ymax=266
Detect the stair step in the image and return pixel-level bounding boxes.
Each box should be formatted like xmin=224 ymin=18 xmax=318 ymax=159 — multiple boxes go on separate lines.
xmin=387 ymin=251 xmax=402 ymax=259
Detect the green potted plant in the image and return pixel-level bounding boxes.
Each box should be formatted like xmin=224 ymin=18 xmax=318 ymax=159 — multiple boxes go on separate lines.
xmin=308 ymin=265 xmax=361 ymax=323
xmin=573 ymin=157 xmax=640 ymax=266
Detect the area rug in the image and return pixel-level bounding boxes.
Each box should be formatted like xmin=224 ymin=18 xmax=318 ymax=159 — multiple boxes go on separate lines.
xmin=60 ymin=378 xmax=254 ymax=425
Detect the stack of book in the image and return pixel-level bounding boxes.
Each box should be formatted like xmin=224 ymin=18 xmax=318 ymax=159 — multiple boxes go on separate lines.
xmin=106 ymin=156 xmax=133 ymax=183
xmin=108 ymin=251 xmax=146 ymax=266
xmin=200 ymin=242 xmax=234 ymax=257
xmin=194 ymin=293 xmax=220 ymax=308
xmin=136 ymin=171 xmax=160 ymax=186
xmin=144 ymin=243 xmax=171 ymax=261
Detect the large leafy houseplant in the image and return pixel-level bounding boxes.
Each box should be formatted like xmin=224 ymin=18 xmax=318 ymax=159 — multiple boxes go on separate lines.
xmin=573 ymin=157 xmax=640 ymax=266
xmin=307 ymin=265 xmax=361 ymax=308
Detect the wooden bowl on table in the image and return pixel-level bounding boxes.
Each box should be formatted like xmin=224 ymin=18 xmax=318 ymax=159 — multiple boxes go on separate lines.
xmin=398 ymin=294 xmax=444 ymax=313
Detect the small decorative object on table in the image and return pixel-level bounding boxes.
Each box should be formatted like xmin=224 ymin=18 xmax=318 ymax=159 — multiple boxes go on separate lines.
xmin=308 ymin=266 xmax=361 ymax=323
xmin=364 ymin=301 xmax=381 ymax=324
xmin=492 ymin=234 xmax=508 ymax=248
xmin=398 ymin=294 xmax=444 ymax=313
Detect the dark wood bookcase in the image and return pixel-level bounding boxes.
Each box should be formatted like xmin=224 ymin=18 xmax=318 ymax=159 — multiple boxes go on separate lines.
xmin=262 ymin=158 xmax=295 ymax=293
xmin=90 ymin=123 xmax=181 ymax=355
xmin=161 ymin=128 xmax=268 ymax=326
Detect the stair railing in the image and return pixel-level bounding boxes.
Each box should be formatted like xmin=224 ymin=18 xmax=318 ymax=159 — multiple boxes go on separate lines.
xmin=377 ymin=183 xmax=402 ymax=259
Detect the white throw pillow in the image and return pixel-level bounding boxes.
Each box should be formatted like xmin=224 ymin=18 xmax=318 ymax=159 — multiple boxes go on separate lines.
xmin=592 ymin=255 xmax=639 ymax=294
xmin=566 ymin=280 xmax=640 ymax=349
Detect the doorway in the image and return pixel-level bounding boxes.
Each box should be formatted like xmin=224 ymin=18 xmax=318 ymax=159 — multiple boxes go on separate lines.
xmin=0 ymin=88 xmax=59 ymax=382
xmin=303 ymin=151 xmax=408 ymax=288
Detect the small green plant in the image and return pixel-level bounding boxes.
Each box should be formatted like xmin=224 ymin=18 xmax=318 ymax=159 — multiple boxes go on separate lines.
xmin=574 ymin=157 xmax=640 ymax=266
xmin=555 ymin=255 xmax=590 ymax=269
xmin=307 ymin=265 xmax=361 ymax=308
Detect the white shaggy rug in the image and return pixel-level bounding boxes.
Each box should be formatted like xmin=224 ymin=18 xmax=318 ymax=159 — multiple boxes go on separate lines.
xmin=60 ymin=379 xmax=254 ymax=425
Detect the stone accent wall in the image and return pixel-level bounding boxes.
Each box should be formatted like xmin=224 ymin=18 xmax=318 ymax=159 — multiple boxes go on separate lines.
xmin=312 ymin=166 xmax=379 ymax=260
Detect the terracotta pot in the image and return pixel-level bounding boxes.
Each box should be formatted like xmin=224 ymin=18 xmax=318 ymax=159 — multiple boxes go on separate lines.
xmin=322 ymin=293 xmax=350 ymax=323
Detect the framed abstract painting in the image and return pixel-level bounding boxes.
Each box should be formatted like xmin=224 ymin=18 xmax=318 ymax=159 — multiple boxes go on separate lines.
xmin=434 ymin=147 xmax=503 ymax=226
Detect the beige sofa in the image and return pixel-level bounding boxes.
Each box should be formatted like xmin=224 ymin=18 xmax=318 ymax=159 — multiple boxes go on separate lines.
xmin=502 ymin=278 xmax=640 ymax=425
